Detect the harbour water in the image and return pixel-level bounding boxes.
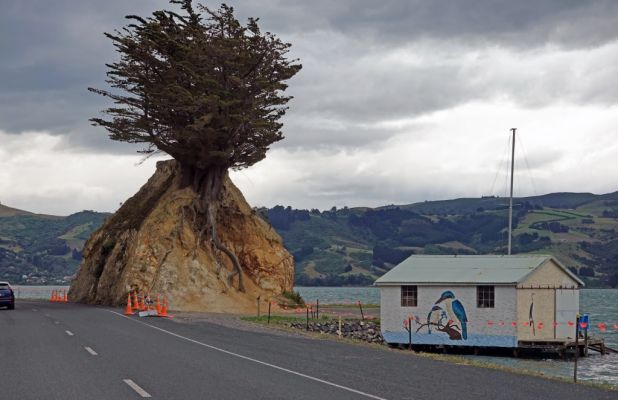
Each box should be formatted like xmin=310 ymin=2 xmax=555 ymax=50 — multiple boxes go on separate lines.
xmin=294 ymin=287 xmax=618 ymax=387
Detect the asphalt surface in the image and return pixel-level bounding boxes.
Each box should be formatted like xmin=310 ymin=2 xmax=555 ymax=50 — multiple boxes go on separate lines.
xmin=1 ymin=301 xmax=616 ymax=400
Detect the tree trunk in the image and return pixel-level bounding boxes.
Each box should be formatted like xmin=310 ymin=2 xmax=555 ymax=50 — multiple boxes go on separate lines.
xmin=181 ymin=164 xmax=245 ymax=292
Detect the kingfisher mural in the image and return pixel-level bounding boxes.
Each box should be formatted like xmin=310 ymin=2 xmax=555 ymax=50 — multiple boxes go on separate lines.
xmin=416 ymin=290 xmax=468 ymax=340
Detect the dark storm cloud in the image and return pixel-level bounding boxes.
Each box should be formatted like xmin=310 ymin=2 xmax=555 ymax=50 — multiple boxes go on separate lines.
xmin=230 ymin=0 xmax=618 ymax=49
xmin=1 ymin=0 xmax=617 ymax=152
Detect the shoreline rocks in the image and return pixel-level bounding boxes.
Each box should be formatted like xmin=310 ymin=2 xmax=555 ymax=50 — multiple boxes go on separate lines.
xmin=289 ymin=319 xmax=383 ymax=344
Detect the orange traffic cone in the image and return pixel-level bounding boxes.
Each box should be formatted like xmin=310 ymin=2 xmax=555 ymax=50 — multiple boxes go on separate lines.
xmin=132 ymin=292 xmax=139 ymax=310
xmin=155 ymin=295 xmax=161 ymax=314
xmin=140 ymin=293 xmax=147 ymax=311
xmin=63 ymin=290 xmax=68 ymax=303
xmin=50 ymin=290 xmax=55 ymax=302
xmin=124 ymin=293 xmax=133 ymax=315
xmin=53 ymin=290 xmax=58 ymax=302
xmin=159 ymin=297 xmax=169 ymax=317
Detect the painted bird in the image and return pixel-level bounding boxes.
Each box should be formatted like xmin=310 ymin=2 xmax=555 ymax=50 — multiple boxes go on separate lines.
xmin=435 ymin=290 xmax=468 ymax=340
xmin=427 ymin=304 xmax=448 ymax=334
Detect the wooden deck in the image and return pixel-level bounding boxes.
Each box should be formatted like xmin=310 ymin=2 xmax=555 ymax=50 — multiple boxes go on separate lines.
xmin=518 ymin=336 xmax=616 ymax=357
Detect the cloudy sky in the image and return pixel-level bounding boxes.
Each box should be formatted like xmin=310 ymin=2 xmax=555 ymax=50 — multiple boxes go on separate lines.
xmin=1 ymin=0 xmax=617 ymax=215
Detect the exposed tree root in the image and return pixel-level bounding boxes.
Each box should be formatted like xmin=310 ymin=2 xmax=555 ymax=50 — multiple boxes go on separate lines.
xmin=208 ymin=204 xmax=244 ymax=292
xmin=173 ymin=166 xmax=245 ymax=292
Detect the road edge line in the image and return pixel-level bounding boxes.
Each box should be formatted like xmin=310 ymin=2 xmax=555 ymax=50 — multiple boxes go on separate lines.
xmin=108 ymin=310 xmax=387 ymax=400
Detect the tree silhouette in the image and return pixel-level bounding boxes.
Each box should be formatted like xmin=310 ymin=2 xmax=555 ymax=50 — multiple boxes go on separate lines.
xmin=89 ymin=0 xmax=301 ymax=291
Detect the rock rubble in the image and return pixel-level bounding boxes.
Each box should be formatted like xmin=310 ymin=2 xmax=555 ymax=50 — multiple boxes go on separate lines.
xmin=289 ymin=320 xmax=384 ymax=344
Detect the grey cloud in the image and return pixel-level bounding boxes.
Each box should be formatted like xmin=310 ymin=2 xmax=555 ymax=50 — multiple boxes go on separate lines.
xmin=1 ymin=0 xmax=618 ymax=155
xmin=230 ymin=0 xmax=618 ymax=49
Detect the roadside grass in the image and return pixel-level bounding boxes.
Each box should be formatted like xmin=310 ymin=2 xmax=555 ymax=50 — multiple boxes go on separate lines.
xmin=242 ymin=315 xmax=318 ymax=324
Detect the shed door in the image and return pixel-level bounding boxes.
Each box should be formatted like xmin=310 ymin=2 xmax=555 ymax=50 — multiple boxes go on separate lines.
xmin=555 ymin=289 xmax=578 ymax=339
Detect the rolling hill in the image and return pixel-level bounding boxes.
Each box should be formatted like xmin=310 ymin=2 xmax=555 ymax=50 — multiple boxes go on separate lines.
xmin=0 ymin=208 xmax=108 ymax=284
xmin=0 ymin=203 xmax=34 ymax=217
xmin=1 ymin=190 xmax=617 ymax=287
xmin=264 ymin=191 xmax=618 ymax=288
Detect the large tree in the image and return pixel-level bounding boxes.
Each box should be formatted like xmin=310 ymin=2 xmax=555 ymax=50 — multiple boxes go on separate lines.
xmin=89 ymin=0 xmax=301 ymax=291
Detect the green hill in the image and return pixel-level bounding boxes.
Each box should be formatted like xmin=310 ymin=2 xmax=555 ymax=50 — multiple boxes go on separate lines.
xmin=0 ymin=209 xmax=109 ymax=284
xmin=264 ymin=191 xmax=618 ymax=288
xmin=1 ymin=190 xmax=617 ymax=287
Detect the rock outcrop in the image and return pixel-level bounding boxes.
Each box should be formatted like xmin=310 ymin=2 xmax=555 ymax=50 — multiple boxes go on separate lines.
xmin=69 ymin=160 xmax=294 ymax=313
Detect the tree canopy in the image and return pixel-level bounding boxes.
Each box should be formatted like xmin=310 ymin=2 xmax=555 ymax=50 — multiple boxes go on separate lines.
xmin=89 ymin=0 xmax=301 ymax=171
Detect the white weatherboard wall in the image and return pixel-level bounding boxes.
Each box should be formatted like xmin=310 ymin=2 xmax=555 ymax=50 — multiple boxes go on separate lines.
xmin=516 ymin=260 xmax=581 ymax=341
xmin=555 ymin=289 xmax=579 ymax=339
xmin=380 ymin=285 xmax=518 ymax=348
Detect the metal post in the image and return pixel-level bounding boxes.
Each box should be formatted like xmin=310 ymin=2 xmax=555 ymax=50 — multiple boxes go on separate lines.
xmin=306 ymin=306 xmax=309 ymax=331
xmin=338 ymin=316 xmax=342 ymax=338
xmin=257 ymin=295 xmax=261 ymax=318
xmin=408 ymin=316 xmax=412 ymax=351
xmin=574 ymin=315 xmax=579 ymax=383
xmin=267 ymin=301 xmax=271 ymax=324
xmin=508 ymin=128 xmax=516 ymax=255
xmin=358 ymin=300 xmax=365 ymax=320
xmin=584 ymin=323 xmax=589 ymax=357
xmin=316 ymin=299 xmax=319 ymax=320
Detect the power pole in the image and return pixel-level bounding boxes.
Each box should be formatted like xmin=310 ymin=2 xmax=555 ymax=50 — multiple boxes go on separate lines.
xmin=508 ymin=128 xmax=516 ymax=255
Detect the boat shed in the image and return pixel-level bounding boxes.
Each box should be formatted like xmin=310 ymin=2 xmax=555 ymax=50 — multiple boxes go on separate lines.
xmin=375 ymin=255 xmax=584 ymax=348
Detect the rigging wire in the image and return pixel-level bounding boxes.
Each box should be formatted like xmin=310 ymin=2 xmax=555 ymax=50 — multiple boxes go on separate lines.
xmin=502 ymin=133 xmax=512 ymax=254
xmin=517 ymin=133 xmax=539 ymax=198
xmin=487 ymin=134 xmax=512 ymax=197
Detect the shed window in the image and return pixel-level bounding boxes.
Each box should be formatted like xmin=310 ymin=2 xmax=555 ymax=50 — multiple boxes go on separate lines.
xmin=477 ymin=285 xmax=495 ymax=308
xmin=401 ymin=285 xmax=417 ymax=307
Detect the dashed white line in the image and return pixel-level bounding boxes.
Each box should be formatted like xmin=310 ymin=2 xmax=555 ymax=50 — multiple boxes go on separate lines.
xmin=84 ymin=346 xmax=98 ymax=356
xmin=65 ymin=330 xmax=74 ymax=336
xmin=109 ymin=310 xmax=387 ymax=400
xmin=123 ymin=379 xmax=152 ymax=398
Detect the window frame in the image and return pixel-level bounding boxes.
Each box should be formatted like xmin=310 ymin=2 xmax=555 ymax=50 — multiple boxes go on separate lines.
xmin=477 ymin=285 xmax=495 ymax=308
xmin=401 ymin=285 xmax=418 ymax=307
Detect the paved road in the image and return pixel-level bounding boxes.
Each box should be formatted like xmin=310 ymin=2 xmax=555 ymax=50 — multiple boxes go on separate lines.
xmin=0 ymin=301 xmax=615 ymax=400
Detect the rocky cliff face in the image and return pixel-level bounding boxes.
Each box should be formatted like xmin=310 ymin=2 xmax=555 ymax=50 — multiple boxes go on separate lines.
xmin=69 ymin=160 xmax=294 ymax=313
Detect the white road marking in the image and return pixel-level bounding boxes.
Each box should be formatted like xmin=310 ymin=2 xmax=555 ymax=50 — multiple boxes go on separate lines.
xmin=84 ymin=346 xmax=98 ymax=356
xmin=123 ymin=379 xmax=152 ymax=398
xmin=32 ymin=308 xmax=38 ymax=312
xmin=65 ymin=330 xmax=74 ymax=336
xmin=54 ymin=321 xmax=60 ymax=325
xmin=109 ymin=311 xmax=387 ymax=400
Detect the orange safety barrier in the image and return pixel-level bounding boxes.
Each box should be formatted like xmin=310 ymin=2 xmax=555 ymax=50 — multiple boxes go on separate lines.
xmin=159 ymin=297 xmax=169 ymax=317
xmin=124 ymin=293 xmax=134 ymax=316
xmin=132 ymin=292 xmax=140 ymax=310
xmin=140 ymin=293 xmax=147 ymax=311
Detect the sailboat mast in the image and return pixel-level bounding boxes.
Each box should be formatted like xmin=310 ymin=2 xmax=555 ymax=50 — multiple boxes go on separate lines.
xmin=508 ymin=128 xmax=516 ymax=255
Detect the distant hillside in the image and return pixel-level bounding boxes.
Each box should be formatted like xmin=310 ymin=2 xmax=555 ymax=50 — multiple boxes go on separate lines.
xmin=2 ymin=191 xmax=618 ymax=287
xmin=0 ymin=208 xmax=109 ymax=284
xmin=0 ymin=203 xmax=33 ymax=217
xmin=263 ymin=191 xmax=618 ymax=288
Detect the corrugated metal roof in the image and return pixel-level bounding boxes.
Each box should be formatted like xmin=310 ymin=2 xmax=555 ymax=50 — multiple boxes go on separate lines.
xmin=374 ymin=255 xmax=579 ymax=285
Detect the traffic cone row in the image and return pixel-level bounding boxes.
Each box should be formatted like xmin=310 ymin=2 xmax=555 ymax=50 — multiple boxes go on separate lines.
xmin=50 ymin=289 xmax=68 ymax=303
xmin=123 ymin=291 xmax=171 ymax=317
